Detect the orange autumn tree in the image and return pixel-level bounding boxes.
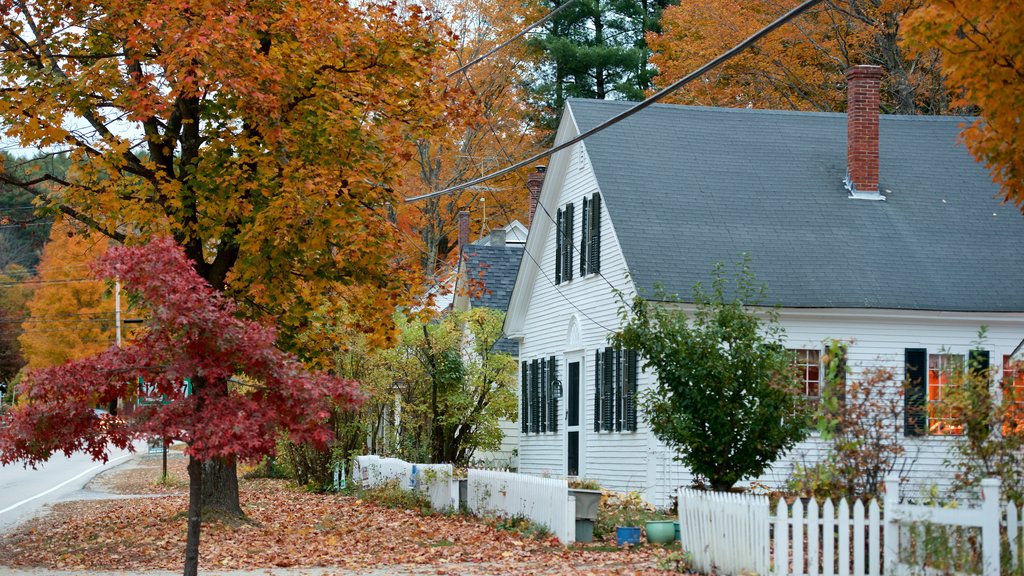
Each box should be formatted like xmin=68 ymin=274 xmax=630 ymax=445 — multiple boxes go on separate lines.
xmin=0 ymin=0 xmax=452 ymax=515
xmin=903 ymin=1 xmax=1024 ymax=211
xmin=395 ymin=0 xmax=543 ymax=282
xmin=19 ymin=220 xmax=115 ymax=370
xmin=650 ymin=0 xmax=960 ymax=114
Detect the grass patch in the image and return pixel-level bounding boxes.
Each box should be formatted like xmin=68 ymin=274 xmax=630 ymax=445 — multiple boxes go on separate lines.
xmin=488 ymin=515 xmax=551 ymax=540
xmin=352 ymin=479 xmax=433 ymax=515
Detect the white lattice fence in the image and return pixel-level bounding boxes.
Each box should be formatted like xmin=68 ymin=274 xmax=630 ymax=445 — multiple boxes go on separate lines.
xmin=467 ymin=469 xmax=575 ymax=544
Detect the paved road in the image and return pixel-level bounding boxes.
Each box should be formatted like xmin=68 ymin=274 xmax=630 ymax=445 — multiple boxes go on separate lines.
xmin=0 ymin=444 xmax=138 ymax=533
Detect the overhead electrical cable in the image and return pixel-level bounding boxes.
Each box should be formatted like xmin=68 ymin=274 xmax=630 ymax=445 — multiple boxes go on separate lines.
xmin=446 ymin=0 xmax=577 ymax=78
xmin=407 ymin=0 xmax=824 ymax=203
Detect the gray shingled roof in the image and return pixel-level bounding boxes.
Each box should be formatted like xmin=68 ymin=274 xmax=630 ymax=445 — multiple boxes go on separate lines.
xmin=568 ymin=99 xmax=1024 ymax=312
xmin=464 ymin=243 xmax=524 ymax=354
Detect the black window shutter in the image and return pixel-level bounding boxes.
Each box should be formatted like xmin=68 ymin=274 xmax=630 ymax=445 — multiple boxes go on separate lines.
xmin=565 ymin=203 xmax=574 ymax=281
xmin=904 ymin=348 xmax=927 ymax=437
xmin=555 ymin=209 xmax=563 ymax=285
xmin=594 ymin=349 xmax=602 ymax=432
xmin=548 ymin=356 xmax=559 ymax=432
xmin=614 ymin=348 xmax=623 ymax=432
xmin=521 ymin=361 xmax=529 ymax=433
xmin=541 ymin=358 xmax=548 ymax=433
xmin=969 ymin=349 xmax=990 ymax=379
xmin=591 ymin=193 xmax=601 ymax=274
xmin=531 ymin=359 xmax=540 ymax=433
xmin=580 ymin=197 xmax=589 ymax=276
xmin=602 ymin=347 xmax=614 ymax=431
xmin=625 ymin=350 xmax=638 ymax=431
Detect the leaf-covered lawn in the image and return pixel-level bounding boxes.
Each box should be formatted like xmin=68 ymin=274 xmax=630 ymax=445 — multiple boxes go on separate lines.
xmin=0 ymin=459 xmax=683 ymax=575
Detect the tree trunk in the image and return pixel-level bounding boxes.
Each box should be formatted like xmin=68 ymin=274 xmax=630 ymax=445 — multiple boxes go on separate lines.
xmin=184 ymin=454 xmax=202 ymax=576
xmin=197 ymin=375 xmax=244 ymax=517
xmin=201 ymin=457 xmax=243 ymax=517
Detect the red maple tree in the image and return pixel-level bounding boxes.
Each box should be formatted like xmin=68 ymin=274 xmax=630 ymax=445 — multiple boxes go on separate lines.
xmin=0 ymin=237 xmax=362 ymax=575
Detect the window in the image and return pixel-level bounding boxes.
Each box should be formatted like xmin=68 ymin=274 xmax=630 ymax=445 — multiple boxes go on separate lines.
xmin=593 ymin=347 xmax=638 ymax=432
xmin=1002 ymin=356 xmax=1024 ymax=435
xmin=906 ymin=348 xmax=988 ymax=437
xmin=521 ymin=357 xmax=559 ymax=434
xmin=790 ymin=349 xmax=822 ymax=400
xmin=580 ymin=193 xmax=601 ymax=276
xmin=555 ymin=204 xmax=574 ymax=284
xmin=928 ymin=353 xmax=964 ymax=435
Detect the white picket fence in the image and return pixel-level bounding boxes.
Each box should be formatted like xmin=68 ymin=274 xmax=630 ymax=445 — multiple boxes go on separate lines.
xmin=354 ymin=455 xmax=454 ymax=512
xmin=680 ymin=478 xmax=1024 ymax=576
xmin=468 ymin=468 xmax=576 ymax=544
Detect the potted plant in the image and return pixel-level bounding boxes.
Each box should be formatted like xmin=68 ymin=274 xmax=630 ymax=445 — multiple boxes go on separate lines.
xmin=601 ymin=491 xmax=649 ymax=546
xmin=644 ymin=518 xmax=675 ymax=544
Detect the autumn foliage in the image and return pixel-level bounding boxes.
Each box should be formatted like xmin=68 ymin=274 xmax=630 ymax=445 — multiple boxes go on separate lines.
xmin=903 ymin=1 xmax=1024 ymax=211
xmin=650 ymin=0 xmax=958 ymax=115
xmin=0 ymin=0 xmax=453 ymax=354
xmin=0 ymin=237 xmax=362 ymax=467
xmin=18 ymin=220 xmax=115 ymax=370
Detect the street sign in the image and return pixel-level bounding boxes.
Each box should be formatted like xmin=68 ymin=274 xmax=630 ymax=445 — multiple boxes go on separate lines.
xmin=138 ymin=378 xmax=192 ymax=406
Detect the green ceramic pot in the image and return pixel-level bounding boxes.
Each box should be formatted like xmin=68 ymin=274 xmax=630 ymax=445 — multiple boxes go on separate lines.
xmin=645 ymin=520 xmax=676 ymax=544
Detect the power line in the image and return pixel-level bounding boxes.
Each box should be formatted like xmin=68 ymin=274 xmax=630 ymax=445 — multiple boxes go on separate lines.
xmin=406 ymin=0 xmax=824 ymax=203
xmin=446 ymin=0 xmax=577 ymax=78
xmin=517 ymin=240 xmax=618 ymax=335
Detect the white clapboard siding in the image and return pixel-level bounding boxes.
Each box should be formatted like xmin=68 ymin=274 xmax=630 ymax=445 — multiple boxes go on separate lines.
xmin=679 ymin=487 xmax=770 ymax=576
xmin=467 ymin=469 xmax=574 ymax=544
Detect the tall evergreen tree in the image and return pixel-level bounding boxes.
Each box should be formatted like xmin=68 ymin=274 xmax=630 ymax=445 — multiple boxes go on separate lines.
xmin=527 ymin=0 xmax=676 ymax=129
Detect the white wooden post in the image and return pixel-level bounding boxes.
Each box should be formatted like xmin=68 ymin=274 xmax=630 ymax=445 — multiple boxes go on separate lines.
xmin=838 ymin=499 xmax=850 ymax=576
xmin=776 ymin=498 xmax=788 ymax=576
xmin=868 ymin=499 xmax=880 ymax=576
xmin=853 ymin=500 xmax=865 ymax=576
xmin=823 ymin=500 xmax=835 ymax=576
xmin=980 ymin=478 xmax=1000 ymax=576
xmin=1009 ymin=502 xmax=1020 ymax=571
xmin=794 ymin=498 xmax=805 ymax=576
xmin=808 ymin=499 xmax=820 ymax=576
xmin=883 ymin=478 xmax=899 ymax=576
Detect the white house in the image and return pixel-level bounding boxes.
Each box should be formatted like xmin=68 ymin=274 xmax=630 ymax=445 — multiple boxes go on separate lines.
xmin=504 ymin=66 xmax=1024 ymax=507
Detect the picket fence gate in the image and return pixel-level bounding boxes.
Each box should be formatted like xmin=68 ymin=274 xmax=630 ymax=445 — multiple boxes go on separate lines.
xmin=680 ymin=479 xmax=1024 ymax=576
xmin=467 ymin=469 xmax=575 ymax=544
xmin=677 ymin=487 xmax=770 ymax=575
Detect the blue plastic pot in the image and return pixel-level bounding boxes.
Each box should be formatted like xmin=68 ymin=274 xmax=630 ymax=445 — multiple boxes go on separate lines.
xmin=616 ymin=526 xmax=641 ymax=546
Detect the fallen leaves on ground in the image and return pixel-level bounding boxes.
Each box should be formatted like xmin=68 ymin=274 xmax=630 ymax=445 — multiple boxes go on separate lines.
xmin=0 ymin=456 xmax=682 ymax=575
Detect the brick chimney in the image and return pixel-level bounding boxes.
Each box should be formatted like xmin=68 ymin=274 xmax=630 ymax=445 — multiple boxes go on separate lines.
xmin=526 ymin=165 xmax=547 ymax=225
xmin=458 ymin=210 xmax=470 ymax=253
xmin=845 ymin=65 xmax=883 ymax=200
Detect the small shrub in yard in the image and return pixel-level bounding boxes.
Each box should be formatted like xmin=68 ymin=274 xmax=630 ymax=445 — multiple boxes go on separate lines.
xmin=594 ymin=491 xmax=667 ymax=540
xmin=356 ymin=479 xmax=433 ymax=514
xmin=488 ymin=515 xmax=552 ymax=540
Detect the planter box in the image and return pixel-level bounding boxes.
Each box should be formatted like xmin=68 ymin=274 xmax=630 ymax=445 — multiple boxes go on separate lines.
xmin=568 ymin=488 xmax=601 ymax=521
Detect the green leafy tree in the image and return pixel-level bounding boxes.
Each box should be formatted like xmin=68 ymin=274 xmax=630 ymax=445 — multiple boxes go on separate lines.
xmin=527 ymin=0 xmax=677 ymax=129
xmin=613 ymin=262 xmax=810 ymax=491
xmin=394 ymin=308 xmax=518 ymax=465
